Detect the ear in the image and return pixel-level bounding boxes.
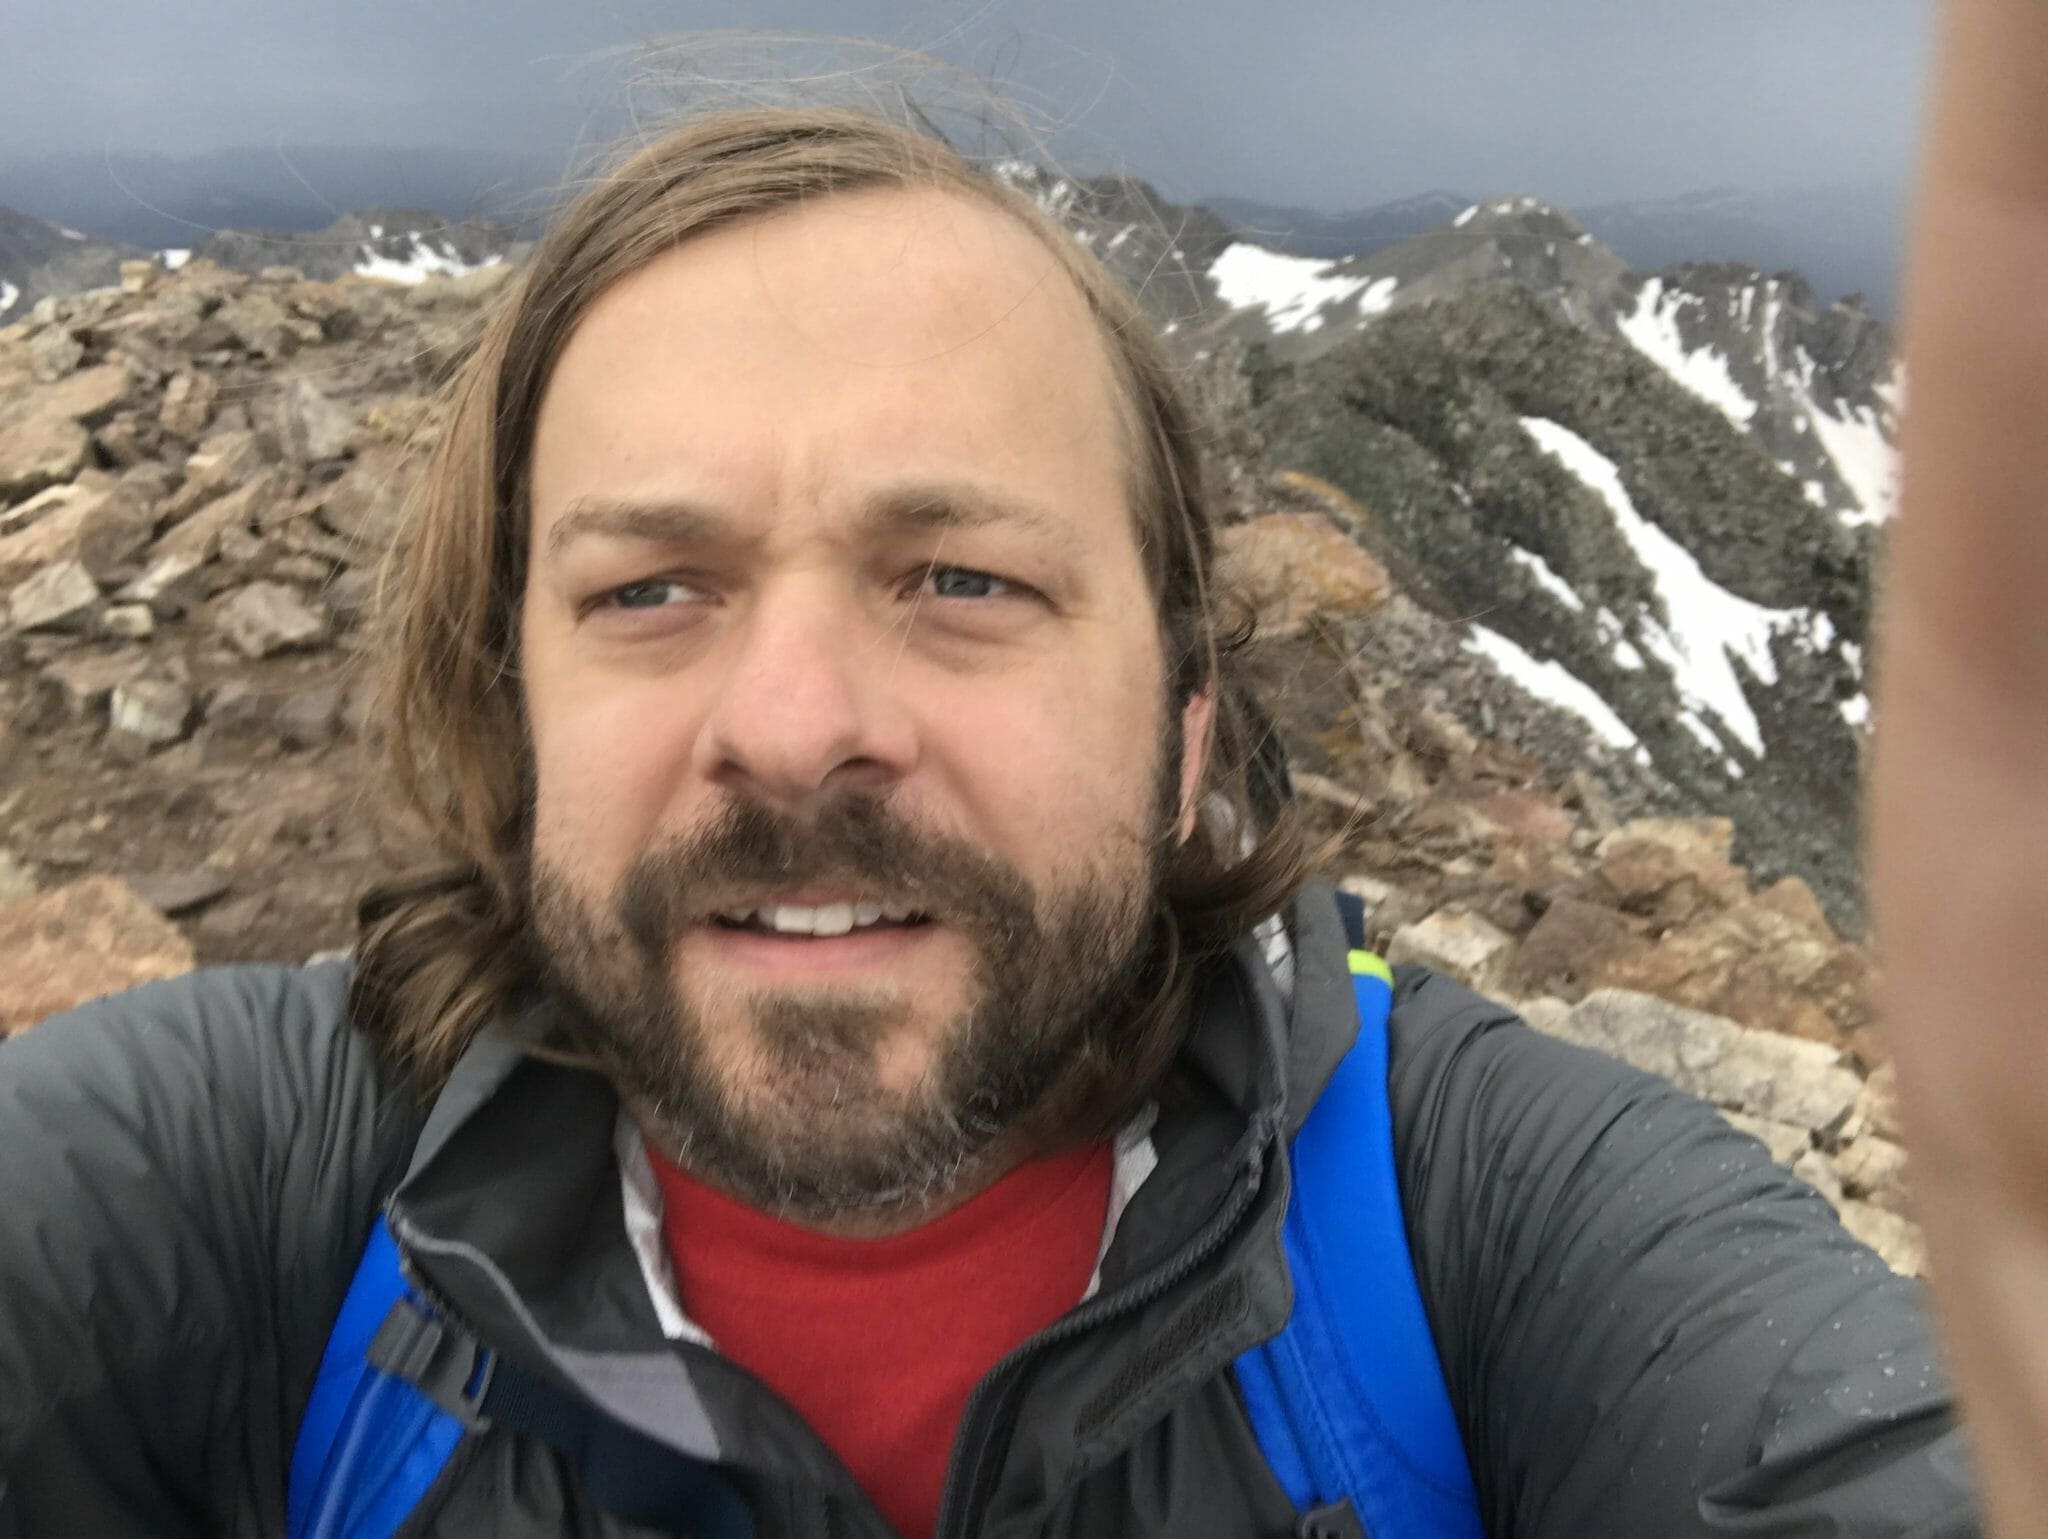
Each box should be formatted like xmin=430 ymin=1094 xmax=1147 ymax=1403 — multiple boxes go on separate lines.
xmin=1175 ymin=686 xmax=1217 ymax=843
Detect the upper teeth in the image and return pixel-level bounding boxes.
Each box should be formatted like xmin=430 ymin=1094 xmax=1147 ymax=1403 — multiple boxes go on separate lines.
xmin=717 ymin=901 xmax=917 ymax=936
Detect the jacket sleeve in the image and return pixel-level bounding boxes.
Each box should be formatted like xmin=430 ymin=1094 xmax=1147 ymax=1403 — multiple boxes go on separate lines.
xmin=1386 ymin=968 xmax=1980 ymax=1538
xmin=0 ymin=962 xmax=420 ymax=1538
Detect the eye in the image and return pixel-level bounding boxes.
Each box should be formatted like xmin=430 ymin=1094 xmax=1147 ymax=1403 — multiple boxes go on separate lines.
xmin=922 ymin=565 xmax=1017 ymax=601
xmin=599 ymin=578 xmax=701 ymax=611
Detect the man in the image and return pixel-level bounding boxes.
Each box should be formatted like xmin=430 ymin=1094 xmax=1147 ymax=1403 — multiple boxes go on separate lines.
xmin=0 ymin=109 xmax=1979 ymax=1539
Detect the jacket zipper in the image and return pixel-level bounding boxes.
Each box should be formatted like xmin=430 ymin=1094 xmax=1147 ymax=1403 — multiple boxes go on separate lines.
xmin=932 ymin=1112 xmax=1278 ymax=1538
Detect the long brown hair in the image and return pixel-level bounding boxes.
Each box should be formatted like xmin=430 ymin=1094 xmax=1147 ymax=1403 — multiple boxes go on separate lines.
xmin=351 ymin=105 xmax=1310 ymax=1097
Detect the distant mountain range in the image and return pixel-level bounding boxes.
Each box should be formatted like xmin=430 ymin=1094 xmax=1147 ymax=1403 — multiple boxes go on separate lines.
xmin=0 ymin=146 xmax=555 ymax=256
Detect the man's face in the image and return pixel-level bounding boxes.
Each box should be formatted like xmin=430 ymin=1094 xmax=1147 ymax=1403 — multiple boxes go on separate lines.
xmin=519 ymin=186 xmax=1209 ymax=1219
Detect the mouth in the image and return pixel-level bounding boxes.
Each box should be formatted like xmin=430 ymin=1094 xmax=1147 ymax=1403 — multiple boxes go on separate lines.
xmin=708 ymin=898 xmax=933 ymax=939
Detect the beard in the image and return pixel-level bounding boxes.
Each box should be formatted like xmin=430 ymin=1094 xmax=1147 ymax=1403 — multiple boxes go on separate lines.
xmin=523 ymin=773 xmax=1178 ymax=1224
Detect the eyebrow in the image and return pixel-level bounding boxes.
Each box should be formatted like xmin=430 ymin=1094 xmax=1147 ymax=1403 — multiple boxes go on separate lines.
xmin=543 ymin=498 xmax=728 ymax=561
xmin=541 ymin=481 xmax=1064 ymax=562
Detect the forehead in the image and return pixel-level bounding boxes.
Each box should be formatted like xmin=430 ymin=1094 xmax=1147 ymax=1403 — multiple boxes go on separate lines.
xmin=528 ymin=185 xmax=1136 ymax=549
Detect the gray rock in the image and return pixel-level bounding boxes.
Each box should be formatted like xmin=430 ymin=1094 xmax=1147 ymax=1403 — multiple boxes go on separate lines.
xmin=159 ymin=369 xmax=218 ymax=439
xmin=323 ymin=568 xmax=375 ymax=625
xmin=117 ymin=550 xmax=208 ymax=619
xmin=215 ymin=580 xmax=328 ymax=658
xmin=1387 ymin=907 xmax=1516 ymax=991
xmin=201 ymin=679 xmax=271 ymax=738
xmin=109 ymin=677 xmax=194 ymax=747
xmin=99 ymin=603 xmax=155 ymax=639
xmin=276 ymin=683 xmax=343 ymax=749
xmin=40 ymin=649 xmax=148 ymax=718
xmin=1563 ymin=989 xmax=1863 ymax=1134
xmin=27 ymin=327 xmax=84 ymax=381
xmin=215 ymin=291 xmax=298 ymax=359
xmin=7 ymin=559 xmax=100 ymax=632
xmin=278 ymin=378 xmax=354 ymax=463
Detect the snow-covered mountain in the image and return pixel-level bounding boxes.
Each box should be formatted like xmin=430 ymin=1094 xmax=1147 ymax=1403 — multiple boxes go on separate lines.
xmin=1201 ymin=183 xmax=1903 ymax=318
xmin=0 ymin=202 xmax=133 ymax=323
xmin=1186 ymin=197 xmax=1892 ymax=926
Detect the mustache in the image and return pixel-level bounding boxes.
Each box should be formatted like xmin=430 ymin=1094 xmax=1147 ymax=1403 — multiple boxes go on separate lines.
xmin=614 ymin=795 xmax=1037 ymax=959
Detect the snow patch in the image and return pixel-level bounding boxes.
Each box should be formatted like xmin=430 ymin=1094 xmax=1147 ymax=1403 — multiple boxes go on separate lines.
xmin=1509 ymin=546 xmax=1585 ymax=612
xmin=0 ymin=279 xmax=18 ymax=318
xmin=1453 ymin=204 xmax=1480 ymax=229
xmin=1356 ymin=275 xmax=1398 ymax=318
xmin=1465 ymin=625 xmax=1641 ymax=751
xmin=1841 ymin=693 xmax=1871 ymax=728
xmin=156 ymin=248 xmax=191 ymax=271
xmin=58 ymin=226 xmax=85 ymax=241
xmin=354 ymin=236 xmax=500 ymax=285
xmin=1805 ymin=395 xmax=1898 ymax=525
xmin=1617 ymin=277 xmax=1759 ymax=428
xmin=1209 ymin=243 xmax=1388 ymax=334
xmin=1521 ymin=416 xmax=1809 ymax=759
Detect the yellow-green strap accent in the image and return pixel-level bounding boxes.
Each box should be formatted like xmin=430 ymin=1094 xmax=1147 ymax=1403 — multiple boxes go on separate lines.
xmin=1346 ymin=949 xmax=1393 ymax=985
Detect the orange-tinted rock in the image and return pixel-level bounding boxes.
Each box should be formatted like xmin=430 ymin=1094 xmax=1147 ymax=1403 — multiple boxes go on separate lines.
xmin=1508 ymin=895 xmax=1650 ymax=998
xmin=0 ymin=876 xmax=196 ymax=1035
xmin=1597 ymin=894 xmax=1876 ymax=1053
xmin=1216 ymin=513 xmax=1392 ymax=637
xmin=1468 ymin=789 xmax=1576 ymax=847
xmin=1594 ymin=816 xmax=1748 ymax=925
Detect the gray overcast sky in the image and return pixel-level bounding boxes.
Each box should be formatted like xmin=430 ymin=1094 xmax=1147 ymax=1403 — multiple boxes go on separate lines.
xmin=0 ymin=0 xmax=1938 ymax=211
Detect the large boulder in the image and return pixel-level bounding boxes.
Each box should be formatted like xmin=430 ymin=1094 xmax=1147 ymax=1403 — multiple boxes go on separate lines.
xmin=0 ymin=877 xmax=196 ymax=1035
xmin=0 ymin=413 xmax=91 ymax=501
xmin=1594 ymin=816 xmax=1748 ymax=924
xmin=37 ymin=362 xmax=133 ymax=425
xmin=1547 ymin=988 xmax=1863 ymax=1134
xmin=1597 ymin=893 xmax=1878 ymax=1058
xmin=1387 ymin=907 xmax=1516 ymax=992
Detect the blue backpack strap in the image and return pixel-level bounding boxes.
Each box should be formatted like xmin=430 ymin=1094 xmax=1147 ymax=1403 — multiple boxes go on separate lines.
xmin=1234 ymin=941 xmax=1486 ymax=1538
xmin=291 ymin=1217 xmax=758 ymax=1539
xmin=287 ymin=1214 xmax=471 ymax=1539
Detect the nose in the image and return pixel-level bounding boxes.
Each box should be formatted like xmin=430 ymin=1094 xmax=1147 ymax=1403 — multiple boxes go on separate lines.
xmin=692 ymin=576 xmax=918 ymax=810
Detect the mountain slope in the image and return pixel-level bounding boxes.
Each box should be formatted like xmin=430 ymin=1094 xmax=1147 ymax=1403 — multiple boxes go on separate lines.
xmin=0 ymin=203 xmax=134 ymax=322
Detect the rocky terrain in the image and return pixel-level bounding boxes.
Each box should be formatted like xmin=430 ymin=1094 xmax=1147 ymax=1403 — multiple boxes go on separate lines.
xmin=0 ymin=235 xmax=1918 ymax=1273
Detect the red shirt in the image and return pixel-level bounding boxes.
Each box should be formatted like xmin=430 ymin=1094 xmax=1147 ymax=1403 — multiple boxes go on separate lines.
xmin=649 ymin=1140 xmax=1113 ymax=1539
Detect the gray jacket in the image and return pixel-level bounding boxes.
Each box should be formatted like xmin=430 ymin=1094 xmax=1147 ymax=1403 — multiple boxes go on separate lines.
xmin=0 ymin=886 xmax=1979 ymax=1535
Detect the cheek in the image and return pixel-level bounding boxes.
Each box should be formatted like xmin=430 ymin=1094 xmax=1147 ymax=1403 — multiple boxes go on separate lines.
xmin=524 ymin=652 xmax=701 ymax=886
xmin=935 ymin=659 xmax=1166 ymax=865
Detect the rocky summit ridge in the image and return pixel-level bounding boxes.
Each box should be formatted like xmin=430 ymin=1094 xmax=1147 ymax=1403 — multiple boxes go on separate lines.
xmin=0 ymin=222 xmax=1916 ymax=1271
